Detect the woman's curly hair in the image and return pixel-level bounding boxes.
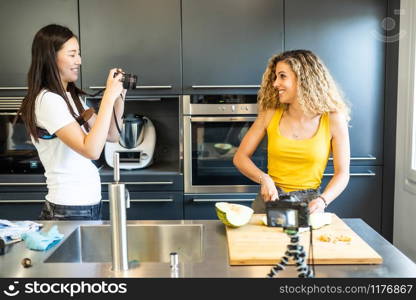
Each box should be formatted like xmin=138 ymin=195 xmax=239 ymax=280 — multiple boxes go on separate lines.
xmin=258 ymin=50 xmax=350 ymax=121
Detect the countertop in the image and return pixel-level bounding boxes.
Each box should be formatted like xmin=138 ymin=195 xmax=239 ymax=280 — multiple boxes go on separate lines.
xmin=1 ymin=219 xmax=416 ymax=278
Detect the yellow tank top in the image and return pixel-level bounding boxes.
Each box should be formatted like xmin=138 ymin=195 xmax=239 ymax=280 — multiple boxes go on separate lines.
xmin=267 ymin=108 xmax=331 ymax=192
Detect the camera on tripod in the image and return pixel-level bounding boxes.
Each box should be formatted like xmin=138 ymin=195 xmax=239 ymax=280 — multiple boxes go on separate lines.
xmin=113 ymin=72 xmax=137 ymax=90
xmin=266 ymin=194 xmax=310 ymax=230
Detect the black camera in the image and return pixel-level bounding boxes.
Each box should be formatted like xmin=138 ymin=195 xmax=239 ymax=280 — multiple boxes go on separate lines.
xmin=266 ymin=194 xmax=310 ymax=229
xmin=114 ymin=72 xmax=137 ymax=90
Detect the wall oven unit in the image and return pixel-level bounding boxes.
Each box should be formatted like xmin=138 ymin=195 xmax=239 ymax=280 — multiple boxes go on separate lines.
xmin=183 ymin=94 xmax=266 ymax=194
xmin=0 ymin=97 xmax=44 ymax=174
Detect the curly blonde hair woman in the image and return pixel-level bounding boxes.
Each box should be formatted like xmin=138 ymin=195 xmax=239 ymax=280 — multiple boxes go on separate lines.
xmin=233 ymin=50 xmax=350 ymax=215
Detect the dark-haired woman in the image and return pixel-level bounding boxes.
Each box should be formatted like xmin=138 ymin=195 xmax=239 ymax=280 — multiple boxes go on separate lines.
xmin=19 ymin=24 xmax=125 ymax=220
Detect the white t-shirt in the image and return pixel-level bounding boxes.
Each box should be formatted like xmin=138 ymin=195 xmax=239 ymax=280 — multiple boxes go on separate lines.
xmin=32 ymin=89 xmax=101 ymax=206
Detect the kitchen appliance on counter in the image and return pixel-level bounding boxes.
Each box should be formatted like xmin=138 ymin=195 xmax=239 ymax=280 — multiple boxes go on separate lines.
xmin=0 ymin=99 xmax=44 ymax=174
xmin=183 ymin=94 xmax=267 ymax=193
xmin=105 ymin=114 xmax=156 ymax=170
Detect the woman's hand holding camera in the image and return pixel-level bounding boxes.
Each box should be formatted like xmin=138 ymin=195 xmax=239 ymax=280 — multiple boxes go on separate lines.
xmin=260 ymin=173 xmax=279 ymax=202
xmin=103 ymin=68 xmax=124 ymax=103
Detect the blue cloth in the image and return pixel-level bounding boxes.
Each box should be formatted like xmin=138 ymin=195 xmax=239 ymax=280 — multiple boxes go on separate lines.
xmin=21 ymin=225 xmax=64 ymax=251
xmin=0 ymin=220 xmax=42 ymax=243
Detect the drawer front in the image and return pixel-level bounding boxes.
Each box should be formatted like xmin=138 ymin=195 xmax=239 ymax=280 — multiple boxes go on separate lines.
xmin=184 ymin=193 xmax=256 ymax=220
xmin=0 ymin=193 xmax=45 ymax=220
xmin=101 ymin=191 xmax=183 ymax=220
xmin=100 ymin=174 xmax=183 ymax=192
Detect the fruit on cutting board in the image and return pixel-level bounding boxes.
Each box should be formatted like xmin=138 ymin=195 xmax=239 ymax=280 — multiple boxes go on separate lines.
xmin=215 ymin=202 xmax=254 ymax=227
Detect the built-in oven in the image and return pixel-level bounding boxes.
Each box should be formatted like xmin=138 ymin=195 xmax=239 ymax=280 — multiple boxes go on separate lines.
xmin=183 ymin=94 xmax=267 ymax=193
xmin=0 ymin=97 xmax=44 ymax=174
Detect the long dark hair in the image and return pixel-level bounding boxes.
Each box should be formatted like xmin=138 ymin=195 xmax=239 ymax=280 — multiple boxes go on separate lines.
xmin=19 ymin=24 xmax=89 ymax=142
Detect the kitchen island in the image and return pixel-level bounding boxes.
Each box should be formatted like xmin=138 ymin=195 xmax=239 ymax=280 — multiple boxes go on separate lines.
xmin=1 ymin=219 xmax=416 ymax=278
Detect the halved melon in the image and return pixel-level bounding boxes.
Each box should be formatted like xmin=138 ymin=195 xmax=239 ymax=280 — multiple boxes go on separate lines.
xmin=215 ymin=202 xmax=253 ymax=227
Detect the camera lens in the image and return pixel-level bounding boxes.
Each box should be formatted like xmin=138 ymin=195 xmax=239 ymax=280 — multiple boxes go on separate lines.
xmin=123 ymin=74 xmax=137 ymax=90
xmin=113 ymin=72 xmax=137 ymax=90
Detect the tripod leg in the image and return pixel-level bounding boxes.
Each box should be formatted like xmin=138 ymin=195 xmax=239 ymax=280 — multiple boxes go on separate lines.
xmin=267 ymin=254 xmax=290 ymax=278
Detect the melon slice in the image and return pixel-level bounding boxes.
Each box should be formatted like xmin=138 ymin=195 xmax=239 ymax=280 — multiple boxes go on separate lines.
xmin=215 ymin=202 xmax=253 ymax=227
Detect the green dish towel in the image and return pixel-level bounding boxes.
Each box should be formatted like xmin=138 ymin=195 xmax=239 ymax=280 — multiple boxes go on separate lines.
xmin=22 ymin=225 xmax=64 ymax=251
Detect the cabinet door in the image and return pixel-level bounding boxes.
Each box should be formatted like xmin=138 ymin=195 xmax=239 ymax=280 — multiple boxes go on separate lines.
xmin=184 ymin=193 xmax=257 ymax=219
xmin=322 ymin=166 xmax=382 ymax=232
xmin=0 ymin=0 xmax=79 ymax=96
xmin=182 ymin=0 xmax=284 ymax=94
xmin=102 ymin=192 xmax=183 ymax=220
xmin=285 ymin=0 xmax=386 ymax=165
xmin=79 ymin=0 xmax=181 ymax=95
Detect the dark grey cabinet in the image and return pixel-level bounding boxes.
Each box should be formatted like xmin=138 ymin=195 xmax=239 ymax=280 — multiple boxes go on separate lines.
xmin=285 ymin=0 xmax=386 ymax=165
xmin=0 ymin=0 xmax=79 ymax=96
xmin=322 ymin=166 xmax=382 ymax=232
xmin=0 ymin=192 xmax=45 ymax=220
xmin=182 ymin=0 xmax=284 ymax=94
xmin=79 ymin=0 xmax=181 ymax=96
xmin=184 ymin=193 xmax=256 ymax=219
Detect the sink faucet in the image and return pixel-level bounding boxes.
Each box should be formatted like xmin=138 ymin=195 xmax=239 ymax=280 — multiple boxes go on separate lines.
xmin=109 ymin=152 xmax=130 ymax=271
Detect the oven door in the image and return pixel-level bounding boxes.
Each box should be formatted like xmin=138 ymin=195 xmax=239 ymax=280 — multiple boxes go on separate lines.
xmin=183 ymin=116 xmax=267 ymax=193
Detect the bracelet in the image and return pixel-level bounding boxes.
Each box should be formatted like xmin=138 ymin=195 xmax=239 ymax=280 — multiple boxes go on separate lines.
xmin=259 ymin=174 xmax=267 ymax=185
xmin=318 ymin=195 xmax=328 ymax=208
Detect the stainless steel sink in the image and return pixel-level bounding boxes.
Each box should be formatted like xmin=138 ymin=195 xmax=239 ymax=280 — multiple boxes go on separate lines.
xmin=44 ymin=224 xmax=203 ymax=263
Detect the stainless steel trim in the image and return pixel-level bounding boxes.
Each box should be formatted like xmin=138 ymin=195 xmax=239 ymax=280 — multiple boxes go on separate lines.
xmin=134 ymin=85 xmax=172 ymax=89
xmin=323 ymin=171 xmax=376 ymax=177
xmin=0 ymin=200 xmax=45 ymax=203
xmin=191 ymin=85 xmax=260 ymax=89
xmin=103 ymin=198 xmax=173 ymax=203
xmin=0 ymin=183 xmax=46 ymax=186
xmin=101 ymin=181 xmax=173 ymax=185
xmin=183 ymin=115 xmax=192 ymax=193
xmin=182 ymin=95 xmax=258 ymax=115
xmin=190 ymin=116 xmax=256 ymax=122
xmin=0 ymin=97 xmax=25 ymax=100
xmin=192 ymin=198 xmax=254 ymax=202
xmin=328 ymin=155 xmax=377 ymax=161
xmin=0 ymin=112 xmax=17 ymax=115
xmin=124 ymin=97 xmax=162 ymax=101
xmin=0 ymin=87 xmax=28 ymax=90
xmin=89 ymin=86 xmax=172 ymax=89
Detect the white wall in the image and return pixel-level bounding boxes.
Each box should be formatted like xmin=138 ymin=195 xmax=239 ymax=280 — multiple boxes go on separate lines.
xmin=394 ymin=0 xmax=416 ymax=263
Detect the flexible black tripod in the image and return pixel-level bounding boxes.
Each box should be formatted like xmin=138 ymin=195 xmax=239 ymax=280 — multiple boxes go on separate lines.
xmin=267 ymin=228 xmax=314 ymax=278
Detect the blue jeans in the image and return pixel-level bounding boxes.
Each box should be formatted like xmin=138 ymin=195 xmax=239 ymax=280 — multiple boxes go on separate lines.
xmin=39 ymin=201 xmax=102 ymax=221
xmin=251 ymin=186 xmax=321 ymax=213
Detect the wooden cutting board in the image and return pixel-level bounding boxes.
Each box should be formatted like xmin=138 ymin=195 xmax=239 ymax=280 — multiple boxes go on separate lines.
xmin=225 ymin=214 xmax=383 ymax=265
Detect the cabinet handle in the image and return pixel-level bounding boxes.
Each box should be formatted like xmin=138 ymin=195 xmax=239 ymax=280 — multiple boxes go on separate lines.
xmin=328 ymin=155 xmax=376 ymax=161
xmin=101 ymin=181 xmax=173 ymax=185
xmin=192 ymin=198 xmax=255 ymax=202
xmin=0 ymin=112 xmax=17 ymax=116
xmin=0 ymin=200 xmax=44 ymax=203
xmin=0 ymin=183 xmax=46 ymax=186
xmin=0 ymin=98 xmax=23 ymax=111
xmin=89 ymin=85 xmax=172 ymax=90
xmin=102 ymin=198 xmax=173 ymax=203
xmin=323 ymin=171 xmax=376 ymax=177
xmin=0 ymin=87 xmax=28 ymax=90
xmin=191 ymin=85 xmax=260 ymax=89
